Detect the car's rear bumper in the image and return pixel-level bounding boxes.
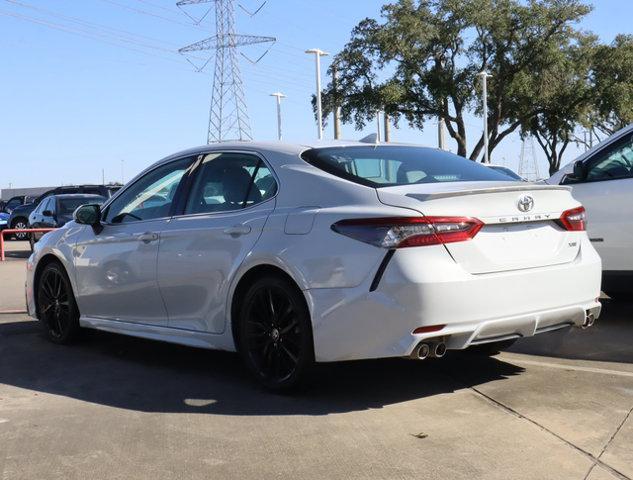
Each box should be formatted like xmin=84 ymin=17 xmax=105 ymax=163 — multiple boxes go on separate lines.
xmin=307 ymin=239 xmax=602 ymax=362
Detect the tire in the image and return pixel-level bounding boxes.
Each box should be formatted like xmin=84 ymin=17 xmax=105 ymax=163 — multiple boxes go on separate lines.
xmin=37 ymin=262 xmax=80 ymax=344
xmin=11 ymin=218 xmax=28 ymax=240
xmin=237 ymin=275 xmax=314 ymax=391
xmin=467 ymin=339 xmax=517 ymax=356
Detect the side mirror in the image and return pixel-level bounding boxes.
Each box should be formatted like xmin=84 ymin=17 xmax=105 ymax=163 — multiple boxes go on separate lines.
xmin=74 ymin=204 xmax=101 ymax=226
xmin=572 ymin=160 xmax=588 ymax=181
xmin=42 ymin=210 xmax=53 ymax=217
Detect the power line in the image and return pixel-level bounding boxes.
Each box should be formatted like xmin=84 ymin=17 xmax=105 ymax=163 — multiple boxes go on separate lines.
xmin=0 ymin=8 xmax=195 ymax=68
xmin=178 ymin=0 xmax=275 ymax=143
xmin=4 ymin=0 xmax=181 ymax=52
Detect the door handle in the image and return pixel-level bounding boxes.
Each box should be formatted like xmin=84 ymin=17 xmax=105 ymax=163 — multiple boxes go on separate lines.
xmin=138 ymin=232 xmax=159 ymax=243
xmin=223 ymin=225 xmax=251 ymax=237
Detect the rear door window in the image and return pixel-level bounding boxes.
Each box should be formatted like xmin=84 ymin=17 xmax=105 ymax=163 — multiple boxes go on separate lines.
xmin=184 ymin=153 xmax=276 ymax=215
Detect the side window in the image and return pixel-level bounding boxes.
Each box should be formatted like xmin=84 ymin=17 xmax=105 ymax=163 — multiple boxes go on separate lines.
xmin=37 ymin=197 xmax=52 ymax=214
xmin=104 ymin=157 xmax=194 ymax=224
xmin=5 ymin=198 xmax=20 ymax=211
xmin=585 ymin=134 xmax=633 ymax=182
xmin=33 ymin=198 xmax=45 ymax=215
xmin=184 ymin=153 xmax=276 ymax=215
xmin=46 ymin=198 xmax=56 ymax=214
xmin=252 ymin=163 xmax=277 ymax=201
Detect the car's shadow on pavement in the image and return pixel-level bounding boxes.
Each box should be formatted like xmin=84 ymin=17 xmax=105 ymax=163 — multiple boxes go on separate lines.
xmin=508 ymin=299 xmax=633 ymax=364
xmin=0 ymin=319 xmax=524 ymax=416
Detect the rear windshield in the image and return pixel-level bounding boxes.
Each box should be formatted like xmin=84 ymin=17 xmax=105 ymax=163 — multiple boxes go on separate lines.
xmin=301 ymin=146 xmax=513 ymax=187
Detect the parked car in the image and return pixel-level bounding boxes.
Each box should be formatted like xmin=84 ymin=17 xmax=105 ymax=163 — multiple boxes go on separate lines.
xmin=26 ymin=142 xmax=601 ymax=390
xmin=0 ymin=212 xmax=8 ymax=231
xmin=484 ymin=164 xmax=526 ymax=181
xmin=547 ymin=124 xmax=633 ymax=294
xmin=0 ymin=195 xmax=36 ymax=214
xmin=8 ymin=185 xmax=120 ymax=240
xmin=28 ymin=194 xmax=106 ymax=250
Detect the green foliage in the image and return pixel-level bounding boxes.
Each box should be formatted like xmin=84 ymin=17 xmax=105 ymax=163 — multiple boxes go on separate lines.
xmin=523 ymin=34 xmax=597 ymax=174
xmin=591 ymin=35 xmax=633 ymax=136
xmin=322 ymin=0 xmax=602 ymax=169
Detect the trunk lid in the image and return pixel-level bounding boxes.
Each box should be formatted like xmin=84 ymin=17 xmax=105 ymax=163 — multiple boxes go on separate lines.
xmin=377 ymin=182 xmax=581 ymax=274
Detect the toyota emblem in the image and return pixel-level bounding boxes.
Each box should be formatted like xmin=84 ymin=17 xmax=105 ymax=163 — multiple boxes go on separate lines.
xmin=517 ymin=195 xmax=534 ymax=212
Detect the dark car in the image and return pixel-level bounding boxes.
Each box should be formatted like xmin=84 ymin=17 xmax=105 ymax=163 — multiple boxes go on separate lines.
xmin=8 ymin=185 xmax=120 ymax=240
xmin=0 ymin=195 xmax=36 ymax=214
xmin=28 ymin=194 xmax=107 ymax=249
xmin=0 ymin=212 xmax=8 ymax=231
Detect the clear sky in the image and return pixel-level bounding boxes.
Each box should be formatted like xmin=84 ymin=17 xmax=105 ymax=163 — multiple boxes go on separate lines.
xmin=1 ymin=0 xmax=631 ymax=189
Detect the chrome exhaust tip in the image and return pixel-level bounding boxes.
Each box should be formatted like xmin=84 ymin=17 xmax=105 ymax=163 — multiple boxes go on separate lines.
xmin=416 ymin=343 xmax=431 ymax=360
xmin=582 ymin=312 xmax=595 ymax=330
xmin=433 ymin=342 xmax=447 ymax=358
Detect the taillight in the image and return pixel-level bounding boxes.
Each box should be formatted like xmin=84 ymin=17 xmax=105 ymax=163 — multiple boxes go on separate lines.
xmin=331 ymin=216 xmax=483 ymax=248
xmin=560 ymin=206 xmax=586 ymax=231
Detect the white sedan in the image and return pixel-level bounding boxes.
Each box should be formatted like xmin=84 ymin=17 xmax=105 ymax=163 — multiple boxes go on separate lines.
xmin=26 ymin=142 xmax=602 ymax=389
xmin=547 ymin=124 xmax=633 ymax=294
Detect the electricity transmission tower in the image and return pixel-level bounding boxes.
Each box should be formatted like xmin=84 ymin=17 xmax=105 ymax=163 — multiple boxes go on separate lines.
xmin=518 ymin=136 xmax=541 ymax=181
xmin=177 ymin=0 xmax=275 ymax=143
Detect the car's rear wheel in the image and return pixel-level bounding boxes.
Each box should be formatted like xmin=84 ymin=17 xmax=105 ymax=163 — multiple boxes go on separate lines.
xmin=467 ymin=339 xmax=517 ymax=356
xmin=11 ymin=218 xmax=28 ymax=240
xmin=237 ymin=275 xmax=314 ymax=391
xmin=37 ymin=262 xmax=80 ymax=344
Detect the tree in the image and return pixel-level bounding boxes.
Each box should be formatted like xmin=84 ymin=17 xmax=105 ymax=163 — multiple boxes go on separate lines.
xmin=321 ymin=0 xmax=592 ymax=161
xmin=523 ymin=35 xmax=596 ymax=175
xmin=591 ymin=34 xmax=633 ymax=137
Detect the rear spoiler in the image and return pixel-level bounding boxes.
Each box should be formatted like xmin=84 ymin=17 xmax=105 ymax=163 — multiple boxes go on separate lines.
xmin=406 ymin=184 xmax=571 ymax=201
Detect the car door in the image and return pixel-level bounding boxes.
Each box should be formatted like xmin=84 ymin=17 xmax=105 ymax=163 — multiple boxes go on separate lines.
xmin=563 ymin=132 xmax=633 ymax=271
xmin=73 ymin=156 xmax=196 ymax=326
xmin=157 ymin=151 xmax=278 ymax=333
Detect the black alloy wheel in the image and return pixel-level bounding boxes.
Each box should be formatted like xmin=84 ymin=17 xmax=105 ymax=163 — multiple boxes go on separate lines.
xmin=238 ymin=276 xmax=313 ymax=390
xmin=37 ymin=262 xmax=80 ymax=344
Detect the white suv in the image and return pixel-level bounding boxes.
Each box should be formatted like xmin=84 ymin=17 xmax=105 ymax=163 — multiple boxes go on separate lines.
xmin=547 ymin=124 xmax=633 ymax=294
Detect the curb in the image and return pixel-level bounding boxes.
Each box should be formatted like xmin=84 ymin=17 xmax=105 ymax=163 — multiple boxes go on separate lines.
xmin=0 ymin=310 xmax=27 ymax=315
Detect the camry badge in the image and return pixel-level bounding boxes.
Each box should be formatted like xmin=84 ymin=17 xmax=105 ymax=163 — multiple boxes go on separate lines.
xmin=517 ymin=195 xmax=534 ymax=212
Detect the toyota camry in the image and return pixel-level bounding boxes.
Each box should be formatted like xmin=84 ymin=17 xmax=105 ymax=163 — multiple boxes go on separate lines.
xmin=26 ymin=142 xmax=602 ymax=389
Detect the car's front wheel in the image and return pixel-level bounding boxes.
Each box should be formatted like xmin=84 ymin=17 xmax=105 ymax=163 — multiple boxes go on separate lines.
xmin=37 ymin=262 xmax=80 ymax=344
xmin=11 ymin=218 xmax=28 ymax=240
xmin=237 ymin=275 xmax=314 ymax=391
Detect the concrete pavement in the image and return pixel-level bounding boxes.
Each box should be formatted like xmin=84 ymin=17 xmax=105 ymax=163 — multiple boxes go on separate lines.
xmin=0 ymin=241 xmax=28 ymax=312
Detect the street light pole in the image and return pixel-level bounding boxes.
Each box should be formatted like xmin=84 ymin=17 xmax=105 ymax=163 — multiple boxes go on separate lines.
xmin=305 ymin=48 xmax=329 ymax=140
xmin=270 ymin=92 xmax=286 ymax=141
xmin=478 ymin=71 xmax=492 ymax=163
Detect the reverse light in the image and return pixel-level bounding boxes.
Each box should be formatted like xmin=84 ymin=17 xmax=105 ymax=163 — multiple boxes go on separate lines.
xmin=331 ymin=216 xmax=484 ymax=248
xmin=559 ymin=206 xmax=586 ymax=231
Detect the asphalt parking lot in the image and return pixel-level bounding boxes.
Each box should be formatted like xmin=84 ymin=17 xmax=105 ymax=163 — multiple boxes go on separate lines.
xmin=1 ymin=242 xmax=632 ymax=480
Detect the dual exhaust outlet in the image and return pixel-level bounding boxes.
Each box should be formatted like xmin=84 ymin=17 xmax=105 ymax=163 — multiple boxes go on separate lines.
xmin=413 ymin=340 xmax=447 ymax=360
